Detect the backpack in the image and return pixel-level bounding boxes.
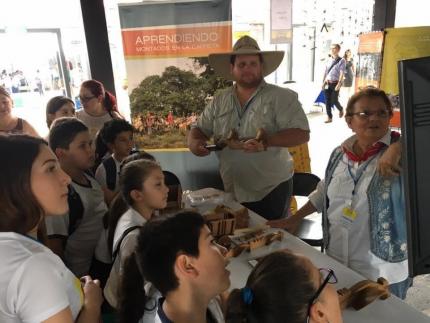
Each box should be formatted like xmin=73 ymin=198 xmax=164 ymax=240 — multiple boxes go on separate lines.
xmin=89 ymin=225 xmax=141 ymax=288
xmin=102 ymin=156 xmax=117 ymax=191
xmin=67 ymin=184 xmax=84 ymax=235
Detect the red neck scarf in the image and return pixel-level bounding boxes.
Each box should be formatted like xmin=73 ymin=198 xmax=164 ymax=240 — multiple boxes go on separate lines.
xmin=343 ymin=131 xmax=400 ymax=162
xmin=344 ymin=142 xmax=386 ymax=162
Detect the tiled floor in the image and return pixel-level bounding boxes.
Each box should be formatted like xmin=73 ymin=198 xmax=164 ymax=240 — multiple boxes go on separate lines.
xmin=305 ymin=110 xmax=430 ymax=316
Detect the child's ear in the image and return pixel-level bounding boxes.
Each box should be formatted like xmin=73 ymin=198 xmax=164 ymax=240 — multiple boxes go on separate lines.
xmin=130 ymin=189 xmax=144 ymax=203
xmin=54 ymin=147 xmax=67 ymax=159
xmin=175 ymin=254 xmax=198 ymax=278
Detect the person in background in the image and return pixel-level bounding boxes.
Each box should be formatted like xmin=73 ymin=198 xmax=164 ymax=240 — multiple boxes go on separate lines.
xmin=77 ymin=79 xmax=123 ymax=140
xmin=269 ymin=88 xmax=410 ymax=299
xmin=0 ymin=135 xmax=103 ymax=323
xmin=104 ymin=159 xmax=168 ymax=310
xmin=46 ymin=117 xmax=108 ymax=278
xmin=118 ymin=211 xmax=230 ymax=323
xmin=46 ymin=95 xmax=76 ymax=128
xmin=95 ymin=119 xmax=134 ymax=205
xmin=341 ymin=49 xmax=356 ymax=106
xmin=226 ymin=251 xmax=343 ymax=323
xmin=188 ymin=35 xmax=309 ymax=221
xmin=322 ymin=44 xmax=346 ymax=123
xmin=0 ymin=86 xmax=39 ymax=136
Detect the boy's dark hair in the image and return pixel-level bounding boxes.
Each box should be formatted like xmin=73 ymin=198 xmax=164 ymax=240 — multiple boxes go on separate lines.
xmin=226 ymin=251 xmax=316 ymax=323
xmin=49 ymin=117 xmax=88 ymax=151
xmin=100 ymin=119 xmax=134 ymax=145
xmin=118 ymin=211 xmax=205 ymax=323
xmin=0 ymin=135 xmax=48 ymax=234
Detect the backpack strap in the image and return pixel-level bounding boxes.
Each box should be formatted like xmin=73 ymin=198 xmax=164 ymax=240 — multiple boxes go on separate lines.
xmin=67 ymin=185 xmax=84 ymax=235
xmin=102 ymin=156 xmax=117 ymax=191
xmin=326 ymin=57 xmax=342 ymax=76
xmin=112 ymin=225 xmax=141 ymax=261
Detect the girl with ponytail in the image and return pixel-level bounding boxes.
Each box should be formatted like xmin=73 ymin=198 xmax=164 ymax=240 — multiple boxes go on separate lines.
xmin=77 ymin=79 xmax=123 ymax=140
xmin=118 ymin=211 xmax=231 ymax=323
xmin=226 ymin=251 xmax=343 ymax=323
xmin=103 ymin=159 xmax=168 ymax=309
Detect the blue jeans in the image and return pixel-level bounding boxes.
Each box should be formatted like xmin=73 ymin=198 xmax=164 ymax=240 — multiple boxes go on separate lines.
xmin=389 ymin=277 xmax=413 ymax=300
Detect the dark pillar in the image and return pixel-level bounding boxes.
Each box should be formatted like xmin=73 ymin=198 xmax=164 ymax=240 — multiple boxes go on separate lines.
xmin=373 ymin=0 xmax=397 ymax=30
xmin=80 ymin=0 xmax=116 ymax=95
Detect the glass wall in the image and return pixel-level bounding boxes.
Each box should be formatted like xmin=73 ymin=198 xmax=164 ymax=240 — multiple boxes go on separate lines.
xmin=0 ymin=0 xmax=90 ymax=136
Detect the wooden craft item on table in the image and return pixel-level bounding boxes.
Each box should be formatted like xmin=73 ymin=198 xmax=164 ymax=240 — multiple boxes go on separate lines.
xmin=225 ymin=230 xmax=284 ymax=258
xmin=213 ymin=205 xmax=250 ymax=229
xmin=337 ymin=277 xmax=391 ymax=310
xmin=215 ymin=128 xmax=267 ymax=150
xmin=204 ymin=211 xmax=236 ymax=237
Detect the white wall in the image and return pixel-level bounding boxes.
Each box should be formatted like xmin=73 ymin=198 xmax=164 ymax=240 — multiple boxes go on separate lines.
xmin=395 ymin=0 xmax=430 ymax=27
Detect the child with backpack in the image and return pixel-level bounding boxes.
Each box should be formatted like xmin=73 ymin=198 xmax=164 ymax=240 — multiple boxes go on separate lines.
xmin=46 ymin=117 xmax=108 ymax=278
xmin=104 ymin=159 xmax=169 ymax=310
xmin=95 ymin=119 xmax=134 ymax=205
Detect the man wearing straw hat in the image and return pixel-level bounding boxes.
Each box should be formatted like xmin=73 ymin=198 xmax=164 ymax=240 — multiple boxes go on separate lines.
xmin=188 ymin=35 xmax=310 ymax=220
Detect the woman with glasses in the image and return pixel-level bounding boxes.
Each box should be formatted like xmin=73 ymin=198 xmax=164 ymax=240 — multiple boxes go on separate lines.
xmin=225 ymin=251 xmax=343 ymax=323
xmin=270 ymin=87 xmax=410 ymax=299
xmin=77 ymin=80 xmax=123 ymax=140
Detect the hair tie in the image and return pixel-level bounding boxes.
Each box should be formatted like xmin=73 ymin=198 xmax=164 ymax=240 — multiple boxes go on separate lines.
xmin=241 ymin=287 xmax=254 ymax=305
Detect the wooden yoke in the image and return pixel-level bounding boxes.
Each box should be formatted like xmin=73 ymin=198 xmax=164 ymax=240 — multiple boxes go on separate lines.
xmin=338 ymin=277 xmax=391 ymax=310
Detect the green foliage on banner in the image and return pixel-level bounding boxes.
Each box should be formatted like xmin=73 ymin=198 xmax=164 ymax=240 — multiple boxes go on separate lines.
xmin=129 ymin=58 xmax=231 ymax=119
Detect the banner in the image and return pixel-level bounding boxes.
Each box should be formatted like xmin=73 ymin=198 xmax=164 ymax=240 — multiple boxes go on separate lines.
xmin=122 ymin=22 xmax=231 ymax=59
xmin=119 ymin=0 xmax=232 ymax=149
xmin=270 ymin=0 xmax=292 ymax=44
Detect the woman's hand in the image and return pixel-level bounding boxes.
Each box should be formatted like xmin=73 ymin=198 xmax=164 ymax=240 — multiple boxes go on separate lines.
xmin=378 ymin=141 xmax=401 ymax=177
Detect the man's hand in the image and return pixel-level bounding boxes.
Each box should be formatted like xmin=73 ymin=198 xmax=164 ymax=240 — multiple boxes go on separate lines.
xmin=189 ymin=139 xmax=210 ymax=156
xmin=243 ymin=138 xmax=265 ymax=153
xmin=335 ymin=84 xmax=341 ymax=91
xmin=267 ymin=215 xmax=303 ymax=235
xmin=378 ymin=141 xmax=401 ymax=177
xmin=188 ymin=128 xmax=211 ymax=157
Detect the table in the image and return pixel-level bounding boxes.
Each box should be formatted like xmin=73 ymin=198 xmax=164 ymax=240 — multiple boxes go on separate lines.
xmin=190 ymin=190 xmax=430 ymax=323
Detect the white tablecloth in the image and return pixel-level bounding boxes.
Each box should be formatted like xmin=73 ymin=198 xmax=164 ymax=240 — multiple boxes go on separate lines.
xmin=191 ymin=190 xmax=430 ymax=323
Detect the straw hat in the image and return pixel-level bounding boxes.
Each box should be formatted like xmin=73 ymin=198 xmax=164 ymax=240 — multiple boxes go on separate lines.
xmin=208 ymin=35 xmax=284 ymax=80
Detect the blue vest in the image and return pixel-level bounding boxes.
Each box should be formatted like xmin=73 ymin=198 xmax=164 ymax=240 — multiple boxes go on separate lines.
xmin=322 ymin=145 xmax=407 ymax=262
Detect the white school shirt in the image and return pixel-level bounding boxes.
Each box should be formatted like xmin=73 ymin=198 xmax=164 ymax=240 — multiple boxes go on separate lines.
xmin=104 ymin=207 xmax=147 ymax=308
xmin=95 ymin=155 xmax=122 ymax=191
xmin=153 ymin=297 xmax=225 ymax=323
xmin=0 ymin=233 xmax=83 ymax=322
xmin=309 ymin=131 xmax=408 ymax=284
xmin=45 ymin=174 xmax=108 ymax=277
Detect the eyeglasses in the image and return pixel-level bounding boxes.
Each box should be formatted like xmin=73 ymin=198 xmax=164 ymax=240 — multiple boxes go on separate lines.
xmin=306 ymin=268 xmax=338 ymax=323
xmin=349 ymin=110 xmax=390 ymax=119
xmin=79 ymin=95 xmax=96 ymax=103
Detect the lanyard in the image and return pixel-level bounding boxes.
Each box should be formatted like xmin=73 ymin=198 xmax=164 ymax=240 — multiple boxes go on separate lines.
xmin=346 ymin=154 xmax=378 ymax=197
xmin=233 ymin=85 xmax=263 ymax=127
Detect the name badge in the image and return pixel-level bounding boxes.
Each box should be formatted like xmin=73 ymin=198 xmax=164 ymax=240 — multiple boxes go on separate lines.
xmin=342 ymin=206 xmax=357 ymax=222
